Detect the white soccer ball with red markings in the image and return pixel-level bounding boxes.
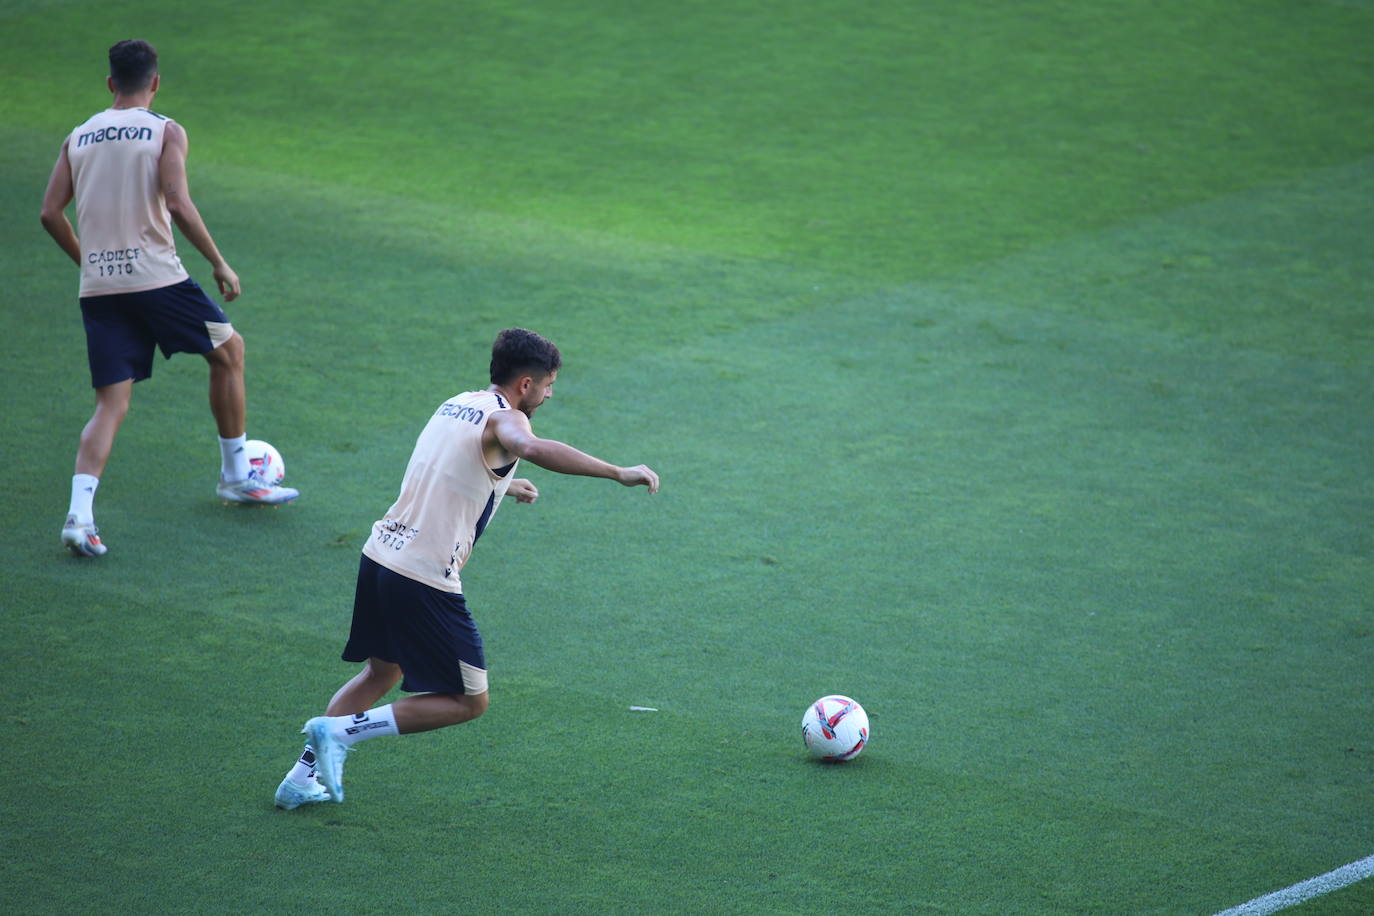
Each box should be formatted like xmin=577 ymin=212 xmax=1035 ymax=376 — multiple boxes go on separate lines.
xmin=801 ymin=694 xmax=870 ymax=761
xmin=245 ymin=439 xmax=286 ymax=486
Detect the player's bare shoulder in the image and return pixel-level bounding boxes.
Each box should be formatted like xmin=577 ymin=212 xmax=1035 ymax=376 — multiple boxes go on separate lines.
xmin=483 ymin=400 xmax=533 ymax=457
xmin=160 ymin=117 xmax=187 ymax=150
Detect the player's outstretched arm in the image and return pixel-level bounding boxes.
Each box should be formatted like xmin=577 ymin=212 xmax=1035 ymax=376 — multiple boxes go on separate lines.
xmin=488 ymin=409 xmax=659 ymax=494
xmin=159 ymin=120 xmax=241 ymax=301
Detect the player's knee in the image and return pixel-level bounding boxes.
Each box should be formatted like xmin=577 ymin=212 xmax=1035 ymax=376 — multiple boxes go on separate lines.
xmin=97 ymin=396 xmax=131 ymax=423
xmin=465 ymin=691 xmax=489 ymax=720
xmin=207 ymin=331 xmax=245 ymax=369
xmin=93 ymin=385 xmax=132 ymax=421
xmin=224 ymin=332 xmax=245 ymax=366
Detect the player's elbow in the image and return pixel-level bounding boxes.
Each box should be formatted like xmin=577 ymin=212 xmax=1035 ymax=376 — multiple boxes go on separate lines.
xmin=164 ymin=195 xmax=190 ymax=221
xmin=163 ymin=187 xmax=199 ymax=222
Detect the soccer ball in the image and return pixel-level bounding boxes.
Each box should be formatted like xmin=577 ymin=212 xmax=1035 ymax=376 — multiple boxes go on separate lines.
xmin=801 ymin=695 xmax=869 ymax=762
xmin=245 ymin=439 xmax=285 ymax=485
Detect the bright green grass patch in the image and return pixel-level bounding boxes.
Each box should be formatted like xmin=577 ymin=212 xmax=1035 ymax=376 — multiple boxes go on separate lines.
xmin=6 ymin=0 xmax=1373 ymax=282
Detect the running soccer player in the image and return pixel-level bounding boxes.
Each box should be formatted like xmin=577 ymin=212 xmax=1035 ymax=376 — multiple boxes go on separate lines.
xmin=40 ymin=39 xmax=296 ymax=558
xmin=274 ymin=328 xmax=658 ymax=808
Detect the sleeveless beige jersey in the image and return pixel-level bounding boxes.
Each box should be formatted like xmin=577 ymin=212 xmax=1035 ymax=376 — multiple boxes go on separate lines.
xmin=362 ymin=390 xmax=518 ymax=593
xmin=66 ymin=107 xmax=189 ymax=297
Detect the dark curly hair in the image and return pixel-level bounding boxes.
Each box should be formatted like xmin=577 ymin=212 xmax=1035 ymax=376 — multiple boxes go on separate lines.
xmin=109 ymin=39 xmax=158 ymax=94
xmin=489 ymin=328 xmax=562 ymax=385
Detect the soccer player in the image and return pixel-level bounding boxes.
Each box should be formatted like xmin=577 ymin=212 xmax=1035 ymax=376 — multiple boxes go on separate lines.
xmin=274 ymin=328 xmax=659 ymax=808
xmin=40 ymin=39 xmax=296 ymax=558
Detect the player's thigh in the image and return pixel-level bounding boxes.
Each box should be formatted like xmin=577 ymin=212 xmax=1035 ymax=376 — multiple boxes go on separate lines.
xmin=394 ymin=588 xmax=487 ymax=696
xmin=80 ymin=294 xmax=157 ymax=386
xmin=138 ymin=278 xmax=236 ymax=359
xmin=381 ymin=568 xmax=487 ymax=696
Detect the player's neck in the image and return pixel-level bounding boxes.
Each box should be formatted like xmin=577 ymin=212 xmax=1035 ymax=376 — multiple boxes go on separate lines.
xmin=111 ymin=91 xmax=155 ymax=111
xmin=489 ymin=383 xmax=520 ymax=407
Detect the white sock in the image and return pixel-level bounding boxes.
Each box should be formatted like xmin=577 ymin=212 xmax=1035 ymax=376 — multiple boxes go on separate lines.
xmin=219 ymin=434 xmax=249 ymax=481
xmin=69 ymin=474 xmax=99 ymax=525
xmin=330 ymin=705 xmax=400 ymax=746
xmin=285 ymin=744 xmax=319 ymax=787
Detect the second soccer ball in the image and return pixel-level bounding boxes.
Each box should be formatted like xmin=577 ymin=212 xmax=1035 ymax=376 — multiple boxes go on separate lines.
xmin=245 ymin=439 xmax=286 ymax=486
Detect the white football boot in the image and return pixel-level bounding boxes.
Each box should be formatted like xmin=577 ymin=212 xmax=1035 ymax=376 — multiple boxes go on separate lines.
xmin=217 ymin=471 xmax=299 ymax=506
xmin=274 ymin=775 xmax=331 ymax=810
xmin=61 ymin=514 xmax=108 ymax=557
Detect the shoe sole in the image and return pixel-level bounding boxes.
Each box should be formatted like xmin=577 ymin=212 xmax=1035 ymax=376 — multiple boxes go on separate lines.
xmin=220 ymin=494 xmax=299 ymax=507
xmin=63 ymin=538 xmax=106 ymax=557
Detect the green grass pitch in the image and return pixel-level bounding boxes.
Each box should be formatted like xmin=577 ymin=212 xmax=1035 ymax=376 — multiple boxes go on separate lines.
xmin=2 ymin=1 xmax=1372 ymax=913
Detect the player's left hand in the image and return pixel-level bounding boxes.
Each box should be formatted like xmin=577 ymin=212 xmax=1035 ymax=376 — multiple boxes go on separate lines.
xmin=509 ymin=478 xmax=539 ymax=503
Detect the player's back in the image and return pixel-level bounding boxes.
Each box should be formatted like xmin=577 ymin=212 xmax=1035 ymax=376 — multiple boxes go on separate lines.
xmin=67 ymin=107 xmax=187 ymax=296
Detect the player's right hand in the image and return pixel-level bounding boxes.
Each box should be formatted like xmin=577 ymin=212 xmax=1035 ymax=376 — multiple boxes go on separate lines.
xmin=619 ymin=465 xmax=660 ymax=494
xmin=214 ymin=262 xmax=241 ymax=301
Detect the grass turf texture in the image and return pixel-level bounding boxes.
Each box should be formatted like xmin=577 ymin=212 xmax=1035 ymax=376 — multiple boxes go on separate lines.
xmin=1 ymin=0 xmax=1372 ymax=913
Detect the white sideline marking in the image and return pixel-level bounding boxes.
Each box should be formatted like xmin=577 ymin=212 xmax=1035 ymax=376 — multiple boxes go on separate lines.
xmin=1212 ymin=854 xmax=1374 ymax=916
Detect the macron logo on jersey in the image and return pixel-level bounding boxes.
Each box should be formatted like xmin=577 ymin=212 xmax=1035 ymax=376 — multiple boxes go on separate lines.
xmin=436 ymin=401 xmax=485 ymax=424
xmin=76 ymin=125 xmax=154 ymax=147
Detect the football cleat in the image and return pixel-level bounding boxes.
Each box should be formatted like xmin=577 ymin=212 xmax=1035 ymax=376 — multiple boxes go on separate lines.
xmin=61 ymin=514 xmax=107 ymax=557
xmin=217 ymin=472 xmax=299 ymax=506
xmin=303 ymin=717 xmax=347 ymax=803
xmin=274 ymin=775 xmax=331 ymax=810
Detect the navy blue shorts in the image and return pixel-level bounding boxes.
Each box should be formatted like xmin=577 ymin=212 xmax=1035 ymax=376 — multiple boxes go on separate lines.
xmin=80 ymin=278 xmax=234 ymax=388
xmin=342 ymin=554 xmax=489 ymax=695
